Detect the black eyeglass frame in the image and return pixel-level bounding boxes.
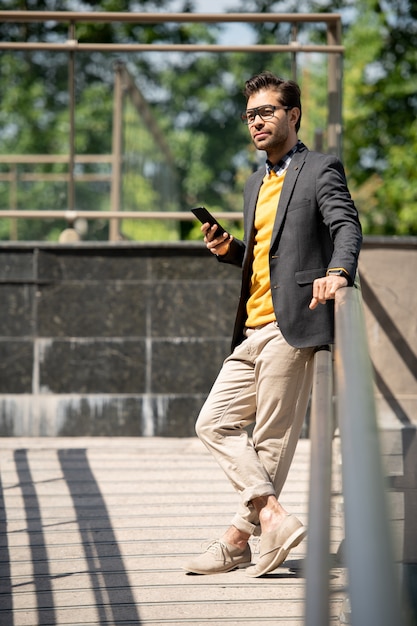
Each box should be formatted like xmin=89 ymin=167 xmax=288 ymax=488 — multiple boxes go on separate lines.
xmin=240 ymin=104 xmax=291 ymax=125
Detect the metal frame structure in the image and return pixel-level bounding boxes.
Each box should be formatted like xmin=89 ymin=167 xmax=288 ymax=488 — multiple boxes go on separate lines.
xmin=0 ymin=10 xmax=343 ymax=239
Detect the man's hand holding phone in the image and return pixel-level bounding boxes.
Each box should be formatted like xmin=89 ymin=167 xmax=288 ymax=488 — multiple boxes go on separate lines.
xmin=191 ymin=207 xmax=233 ymax=256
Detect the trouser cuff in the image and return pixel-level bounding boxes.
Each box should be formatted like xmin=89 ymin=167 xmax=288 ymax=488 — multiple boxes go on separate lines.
xmin=231 ymin=483 xmax=276 ymax=535
xmin=241 ymin=482 xmax=276 ymax=507
xmin=231 ymin=513 xmax=259 ymax=535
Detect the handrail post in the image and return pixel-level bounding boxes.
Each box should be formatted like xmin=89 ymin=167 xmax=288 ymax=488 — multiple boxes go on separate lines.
xmin=10 ymin=164 xmax=18 ymax=240
xmin=335 ymin=285 xmax=405 ymax=626
xmin=67 ymin=21 xmax=76 ymax=212
xmin=304 ymin=347 xmax=334 ymax=626
xmin=327 ymin=20 xmax=342 ymax=157
xmin=109 ymin=62 xmax=123 ymax=241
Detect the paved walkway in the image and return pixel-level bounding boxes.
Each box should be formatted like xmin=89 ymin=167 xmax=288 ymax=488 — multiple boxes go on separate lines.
xmin=0 ymin=437 xmax=347 ymax=625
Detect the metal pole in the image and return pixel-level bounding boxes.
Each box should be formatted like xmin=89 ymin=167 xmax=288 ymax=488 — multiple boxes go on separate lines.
xmin=327 ymin=21 xmax=342 ymax=157
xmin=0 ymin=42 xmax=343 ymax=53
xmin=109 ymin=62 xmax=124 ymax=241
xmin=0 ymin=210 xmax=242 ymax=221
xmin=0 ymin=11 xmax=344 ymax=25
xmin=335 ymin=286 xmax=405 ymax=626
xmin=291 ymin=23 xmax=298 ymax=82
xmin=68 ymin=21 xmax=76 ymax=211
xmin=304 ymin=348 xmax=334 ymax=626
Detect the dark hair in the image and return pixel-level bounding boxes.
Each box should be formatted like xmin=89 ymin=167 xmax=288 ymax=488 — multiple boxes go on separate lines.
xmin=243 ymin=71 xmax=302 ymax=132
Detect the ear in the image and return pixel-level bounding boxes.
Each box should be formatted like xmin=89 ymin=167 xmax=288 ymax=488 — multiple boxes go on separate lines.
xmin=288 ymin=107 xmax=301 ymax=128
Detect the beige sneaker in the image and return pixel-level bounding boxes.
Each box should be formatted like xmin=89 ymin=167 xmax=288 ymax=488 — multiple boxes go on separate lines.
xmin=183 ymin=539 xmax=252 ymax=574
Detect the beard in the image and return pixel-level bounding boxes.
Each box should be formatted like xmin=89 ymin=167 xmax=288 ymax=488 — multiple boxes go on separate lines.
xmin=252 ymin=122 xmax=289 ymax=154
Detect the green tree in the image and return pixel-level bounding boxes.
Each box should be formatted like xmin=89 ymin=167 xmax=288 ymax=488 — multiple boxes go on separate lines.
xmin=342 ymin=0 xmax=417 ymax=235
xmin=240 ymin=0 xmax=417 ymax=235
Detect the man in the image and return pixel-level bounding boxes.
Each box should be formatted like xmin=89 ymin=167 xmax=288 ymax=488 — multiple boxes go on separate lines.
xmin=184 ymin=71 xmax=362 ymax=577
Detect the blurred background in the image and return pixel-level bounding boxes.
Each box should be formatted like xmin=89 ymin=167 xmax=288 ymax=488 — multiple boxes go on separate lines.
xmin=0 ymin=0 xmax=415 ymax=243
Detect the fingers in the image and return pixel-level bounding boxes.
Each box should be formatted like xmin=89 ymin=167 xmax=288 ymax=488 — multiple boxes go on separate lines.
xmin=309 ymin=276 xmax=348 ymax=310
xmin=202 ymin=223 xmax=231 ymax=256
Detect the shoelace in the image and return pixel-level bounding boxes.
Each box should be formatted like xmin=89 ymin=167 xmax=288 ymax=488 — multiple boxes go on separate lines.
xmin=202 ymin=540 xmax=230 ymax=563
xmin=251 ymin=536 xmax=260 ymax=554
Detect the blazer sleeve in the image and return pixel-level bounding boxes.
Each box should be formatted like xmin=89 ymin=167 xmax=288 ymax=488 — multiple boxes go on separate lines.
xmin=313 ymin=154 xmax=362 ymax=281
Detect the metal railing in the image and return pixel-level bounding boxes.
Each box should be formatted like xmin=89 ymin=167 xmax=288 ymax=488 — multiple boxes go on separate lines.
xmin=304 ymin=346 xmax=334 ymax=625
xmin=0 ymin=208 xmax=242 ymax=224
xmin=0 ymin=10 xmax=344 ymax=241
xmin=305 ymin=281 xmax=407 ymax=626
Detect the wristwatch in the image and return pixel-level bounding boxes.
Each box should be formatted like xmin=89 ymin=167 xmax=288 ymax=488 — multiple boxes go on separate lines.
xmin=326 ymin=267 xmax=352 ymax=284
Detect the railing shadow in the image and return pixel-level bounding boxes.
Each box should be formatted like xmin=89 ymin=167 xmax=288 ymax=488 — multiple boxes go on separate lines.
xmin=0 ymin=447 xmax=142 ymax=625
xmin=0 ymin=473 xmax=13 ymax=624
xmin=14 ymin=449 xmax=57 ymax=625
xmin=58 ymin=448 xmax=142 ymax=625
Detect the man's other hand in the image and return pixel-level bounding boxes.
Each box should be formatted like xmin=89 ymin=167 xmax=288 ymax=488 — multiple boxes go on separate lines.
xmin=309 ymin=275 xmax=348 ymax=310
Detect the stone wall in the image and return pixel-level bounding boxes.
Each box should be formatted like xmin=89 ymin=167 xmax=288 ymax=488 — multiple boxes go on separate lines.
xmin=0 ymin=237 xmax=415 ymax=437
xmin=0 ymin=242 xmax=241 ymax=436
xmin=358 ymin=238 xmax=417 ymax=429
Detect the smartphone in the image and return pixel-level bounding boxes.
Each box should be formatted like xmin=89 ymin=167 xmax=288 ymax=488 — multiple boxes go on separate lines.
xmin=191 ymin=206 xmax=230 ymax=239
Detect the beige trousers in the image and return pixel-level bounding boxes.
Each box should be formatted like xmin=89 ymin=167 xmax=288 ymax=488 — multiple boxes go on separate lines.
xmin=196 ymin=322 xmax=314 ymax=535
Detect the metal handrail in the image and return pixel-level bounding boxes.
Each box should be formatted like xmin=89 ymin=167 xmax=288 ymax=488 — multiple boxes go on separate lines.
xmin=0 ymin=11 xmax=342 ymax=24
xmin=0 ymin=11 xmax=344 ymax=54
xmin=335 ymin=283 xmax=405 ymax=625
xmin=304 ymin=347 xmax=334 ymax=626
xmin=305 ymin=283 xmax=406 ymax=626
xmin=0 ymin=210 xmax=242 ymax=222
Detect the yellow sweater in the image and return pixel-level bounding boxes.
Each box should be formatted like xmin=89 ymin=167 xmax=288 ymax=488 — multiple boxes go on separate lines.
xmin=245 ymin=170 xmax=286 ymax=328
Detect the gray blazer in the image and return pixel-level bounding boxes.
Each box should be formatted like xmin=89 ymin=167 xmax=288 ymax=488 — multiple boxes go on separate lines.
xmin=219 ymin=143 xmax=362 ymax=349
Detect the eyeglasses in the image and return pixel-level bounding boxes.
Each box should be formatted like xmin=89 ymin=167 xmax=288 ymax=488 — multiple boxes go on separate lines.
xmin=241 ymin=104 xmax=290 ymax=125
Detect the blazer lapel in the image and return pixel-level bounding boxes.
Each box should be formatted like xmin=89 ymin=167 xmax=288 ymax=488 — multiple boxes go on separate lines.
xmin=271 ymin=147 xmax=308 ymax=243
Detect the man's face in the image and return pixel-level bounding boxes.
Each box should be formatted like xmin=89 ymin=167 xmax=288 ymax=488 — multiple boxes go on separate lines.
xmin=245 ymin=88 xmax=292 ymax=156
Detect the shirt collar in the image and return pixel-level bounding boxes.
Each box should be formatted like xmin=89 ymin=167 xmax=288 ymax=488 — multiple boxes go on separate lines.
xmin=266 ymin=140 xmax=301 ymax=176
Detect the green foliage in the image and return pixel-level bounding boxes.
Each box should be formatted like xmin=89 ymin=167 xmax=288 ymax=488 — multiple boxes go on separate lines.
xmin=243 ymin=0 xmax=417 ymax=236
xmin=342 ymin=0 xmax=417 ymax=235
xmin=121 ymin=218 xmax=180 ymax=241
